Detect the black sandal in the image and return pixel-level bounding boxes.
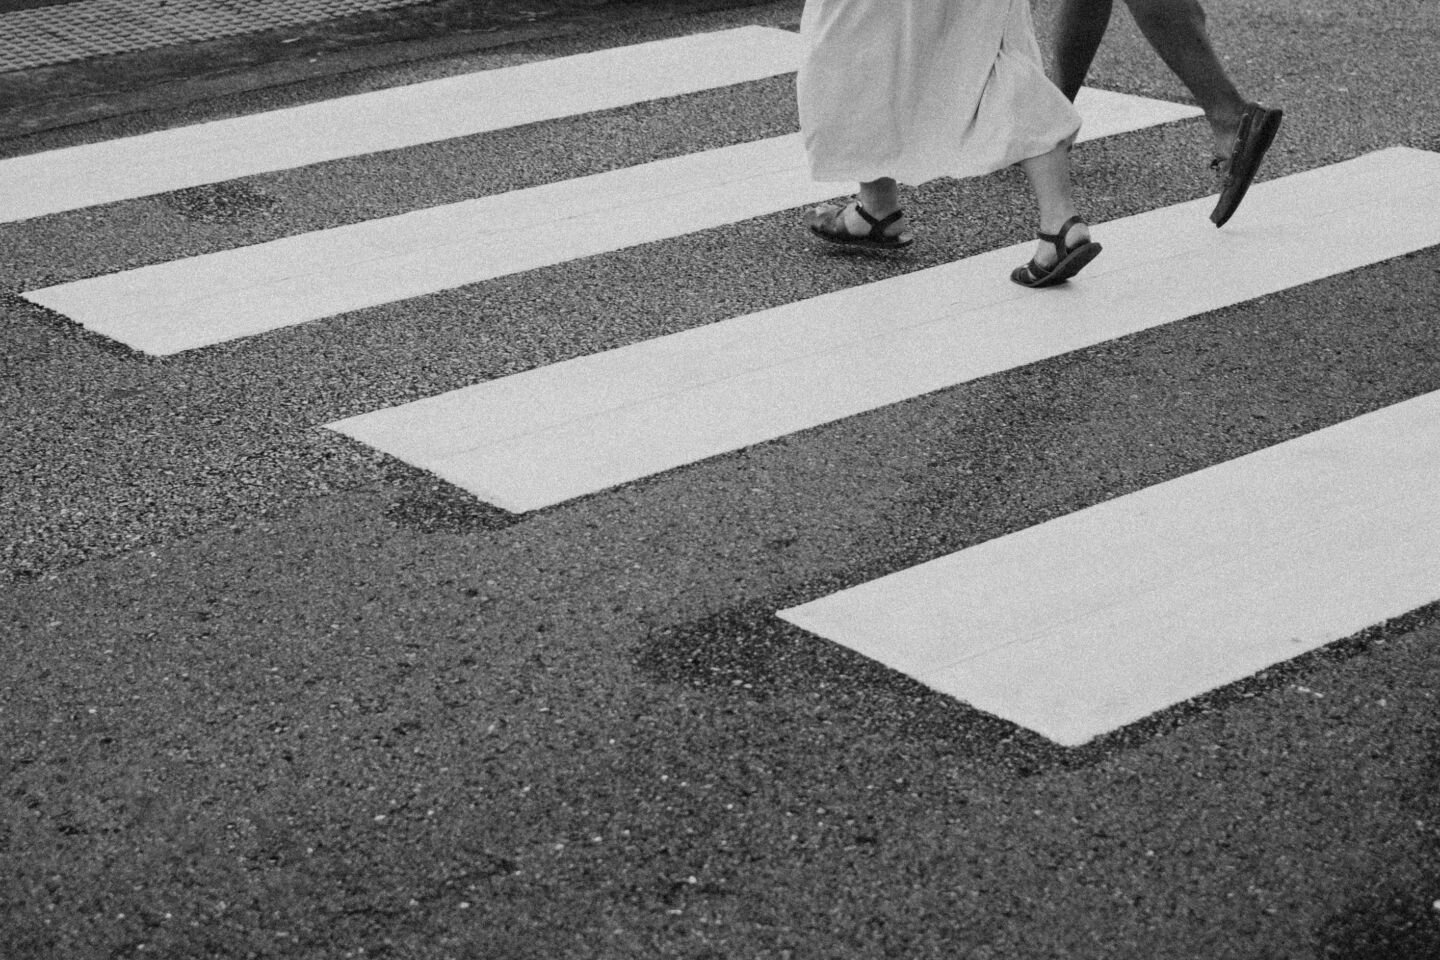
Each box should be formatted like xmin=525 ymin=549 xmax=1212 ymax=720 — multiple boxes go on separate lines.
xmin=807 ymin=201 xmax=913 ymax=250
xmin=1010 ymin=215 xmax=1101 ymax=288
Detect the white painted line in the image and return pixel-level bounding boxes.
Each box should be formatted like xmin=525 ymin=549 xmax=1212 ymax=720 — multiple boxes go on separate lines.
xmin=1069 ymin=85 xmax=1202 ymax=142
xmin=22 ymin=90 xmax=1197 ymax=355
xmin=327 ymin=148 xmax=1440 ymax=513
xmin=23 ymin=135 xmax=822 ymax=354
xmin=779 ymin=389 xmax=1440 ymax=747
xmin=0 ymin=27 xmax=803 ymax=223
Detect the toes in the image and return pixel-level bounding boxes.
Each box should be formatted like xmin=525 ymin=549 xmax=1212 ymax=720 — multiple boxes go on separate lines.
xmin=805 ymin=203 xmax=852 ymax=237
xmin=805 ymin=203 xmax=841 ymax=228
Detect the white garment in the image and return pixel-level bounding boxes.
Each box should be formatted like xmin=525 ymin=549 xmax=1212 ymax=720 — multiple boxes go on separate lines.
xmin=797 ymin=0 xmax=1081 ymax=184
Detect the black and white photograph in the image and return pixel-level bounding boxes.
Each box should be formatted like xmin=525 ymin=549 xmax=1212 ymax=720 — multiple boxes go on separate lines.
xmin=2 ymin=0 xmax=1438 ymax=956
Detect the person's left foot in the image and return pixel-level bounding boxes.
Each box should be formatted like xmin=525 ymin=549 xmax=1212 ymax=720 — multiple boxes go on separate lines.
xmin=1029 ymin=217 xmax=1090 ymax=270
xmin=1012 ymin=215 xmax=1101 ymax=288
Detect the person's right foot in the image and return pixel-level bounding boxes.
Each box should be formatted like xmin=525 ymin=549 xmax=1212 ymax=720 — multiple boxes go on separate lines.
xmin=1012 ymin=215 xmax=1101 ymax=288
xmin=1029 ymin=217 xmax=1091 ymax=270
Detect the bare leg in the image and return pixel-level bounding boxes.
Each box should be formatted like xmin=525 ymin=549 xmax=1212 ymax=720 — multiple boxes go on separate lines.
xmin=1019 ymin=143 xmax=1090 ymax=268
xmin=857 ymin=178 xmax=901 ymax=218
xmin=1052 ymin=0 xmax=1115 ymax=101
xmin=1123 ymin=0 xmax=1248 ymax=154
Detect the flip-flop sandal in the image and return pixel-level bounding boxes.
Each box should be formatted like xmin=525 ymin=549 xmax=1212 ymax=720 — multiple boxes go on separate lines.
xmin=1010 ymin=215 xmax=1102 ymax=288
xmin=807 ymin=201 xmax=913 ymax=250
xmin=1210 ymin=102 xmax=1284 ymax=227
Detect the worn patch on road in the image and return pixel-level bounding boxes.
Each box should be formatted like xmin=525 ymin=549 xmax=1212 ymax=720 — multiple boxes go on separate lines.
xmin=0 ymin=0 xmax=436 ymax=72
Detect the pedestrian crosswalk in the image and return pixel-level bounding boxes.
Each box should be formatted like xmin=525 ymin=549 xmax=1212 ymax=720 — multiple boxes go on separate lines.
xmin=21 ymin=89 xmax=1197 ymax=355
xmin=8 ymin=26 xmax=1440 ymax=748
xmin=779 ymin=390 xmax=1440 ymax=747
xmin=0 ymin=27 xmax=804 ymax=223
xmin=327 ymin=148 xmax=1440 ymax=513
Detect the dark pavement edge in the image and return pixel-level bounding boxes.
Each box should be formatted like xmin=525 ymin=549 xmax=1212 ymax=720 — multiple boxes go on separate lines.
xmin=0 ymin=0 xmax=779 ymax=143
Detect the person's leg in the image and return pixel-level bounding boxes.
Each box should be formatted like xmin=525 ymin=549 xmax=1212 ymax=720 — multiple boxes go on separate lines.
xmin=1123 ymin=0 xmax=1247 ymax=154
xmin=856 ymin=179 xmax=901 ymax=219
xmin=1101 ymin=0 xmax=1282 ymax=225
xmin=1019 ymin=143 xmax=1090 ymax=266
xmin=1052 ymin=0 xmax=1116 ymax=101
xmin=1012 ymin=141 xmax=1101 ymax=285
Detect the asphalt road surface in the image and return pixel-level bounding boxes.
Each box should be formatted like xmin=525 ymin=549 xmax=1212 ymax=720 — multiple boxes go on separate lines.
xmin=2 ymin=1 xmax=1439 ymax=958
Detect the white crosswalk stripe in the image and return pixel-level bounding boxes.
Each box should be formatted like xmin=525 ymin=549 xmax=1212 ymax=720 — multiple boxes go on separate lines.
xmin=779 ymin=389 xmax=1440 ymax=747
xmin=326 ymin=148 xmax=1440 ymax=513
xmin=21 ymin=89 xmax=1198 ymax=355
xmin=0 ymin=27 xmax=803 ymax=224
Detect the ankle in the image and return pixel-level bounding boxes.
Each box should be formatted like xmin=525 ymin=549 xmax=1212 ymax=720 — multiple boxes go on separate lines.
xmin=857 ymin=199 xmax=902 ymax=220
xmin=856 ymin=179 xmax=901 ymax=220
xmin=1038 ymin=213 xmax=1084 ymax=238
xmin=1207 ymin=97 xmax=1249 ymax=138
xmin=847 ymin=203 xmax=907 ymax=239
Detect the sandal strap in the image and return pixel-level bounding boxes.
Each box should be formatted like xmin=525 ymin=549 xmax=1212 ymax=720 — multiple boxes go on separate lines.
xmin=854 ymin=203 xmax=906 ymax=240
xmin=1036 ymin=214 xmax=1086 ymax=257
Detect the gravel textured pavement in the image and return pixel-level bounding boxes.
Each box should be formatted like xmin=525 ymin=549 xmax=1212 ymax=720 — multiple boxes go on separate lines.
xmin=2 ymin=1 xmax=1439 ymax=958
